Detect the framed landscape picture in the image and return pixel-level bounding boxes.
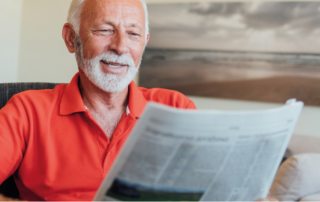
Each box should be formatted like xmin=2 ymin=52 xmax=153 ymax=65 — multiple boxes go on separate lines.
xmin=139 ymin=1 xmax=320 ymax=106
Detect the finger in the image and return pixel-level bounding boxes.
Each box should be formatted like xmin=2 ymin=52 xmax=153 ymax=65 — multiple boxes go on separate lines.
xmin=0 ymin=194 xmax=22 ymax=201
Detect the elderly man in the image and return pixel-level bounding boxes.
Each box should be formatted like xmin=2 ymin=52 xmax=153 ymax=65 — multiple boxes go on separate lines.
xmin=0 ymin=0 xmax=196 ymax=201
xmin=0 ymin=0 xmax=278 ymax=201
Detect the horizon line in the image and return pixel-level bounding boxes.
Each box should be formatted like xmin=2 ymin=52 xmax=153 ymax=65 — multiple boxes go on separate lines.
xmin=145 ymin=47 xmax=320 ymax=56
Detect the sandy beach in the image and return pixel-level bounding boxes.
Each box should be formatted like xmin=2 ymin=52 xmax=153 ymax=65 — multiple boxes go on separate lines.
xmin=165 ymin=76 xmax=320 ymax=106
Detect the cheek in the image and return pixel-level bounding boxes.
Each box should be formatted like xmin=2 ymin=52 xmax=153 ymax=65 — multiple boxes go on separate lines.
xmin=128 ymin=40 xmax=145 ymax=66
xmin=82 ymin=38 xmax=109 ymax=59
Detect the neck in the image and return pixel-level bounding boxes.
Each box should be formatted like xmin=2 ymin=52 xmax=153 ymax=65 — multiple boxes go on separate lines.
xmin=78 ymin=71 xmax=129 ymax=112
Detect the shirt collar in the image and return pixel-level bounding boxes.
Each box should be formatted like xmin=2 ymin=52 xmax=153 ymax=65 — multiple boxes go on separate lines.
xmin=60 ymin=73 xmax=86 ymax=115
xmin=60 ymin=73 xmax=148 ymax=118
xmin=127 ymin=81 xmax=148 ymax=118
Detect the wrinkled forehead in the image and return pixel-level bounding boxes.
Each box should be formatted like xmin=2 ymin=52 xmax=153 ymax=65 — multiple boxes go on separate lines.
xmin=104 ymin=3 xmax=142 ymax=14
xmin=82 ymin=0 xmax=145 ymax=23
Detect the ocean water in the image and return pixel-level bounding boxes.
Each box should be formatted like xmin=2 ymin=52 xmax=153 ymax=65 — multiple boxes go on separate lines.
xmin=140 ymin=48 xmax=320 ymax=88
xmin=142 ymin=48 xmax=320 ymax=66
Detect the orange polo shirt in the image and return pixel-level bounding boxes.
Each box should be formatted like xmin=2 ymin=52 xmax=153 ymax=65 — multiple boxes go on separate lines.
xmin=0 ymin=73 xmax=196 ymax=201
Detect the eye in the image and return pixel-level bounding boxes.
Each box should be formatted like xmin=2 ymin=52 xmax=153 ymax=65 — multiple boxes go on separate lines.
xmin=100 ymin=30 xmax=112 ymax=33
xmin=129 ymin=32 xmax=140 ymax=37
xmin=95 ymin=29 xmax=114 ymax=35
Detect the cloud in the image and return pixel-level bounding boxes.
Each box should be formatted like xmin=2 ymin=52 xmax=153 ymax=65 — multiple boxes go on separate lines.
xmin=243 ymin=2 xmax=320 ymax=30
xmin=189 ymin=2 xmax=245 ymax=17
xmin=147 ymin=2 xmax=320 ymax=53
xmin=187 ymin=2 xmax=320 ymax=31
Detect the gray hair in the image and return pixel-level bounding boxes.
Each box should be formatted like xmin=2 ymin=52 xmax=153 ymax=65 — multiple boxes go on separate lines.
xmin=67 ymin=0 xmax=149 ymax=40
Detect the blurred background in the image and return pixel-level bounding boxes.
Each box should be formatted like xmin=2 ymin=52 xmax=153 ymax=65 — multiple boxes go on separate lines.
xmin=1 ymin=0 xmax=320 ymax=138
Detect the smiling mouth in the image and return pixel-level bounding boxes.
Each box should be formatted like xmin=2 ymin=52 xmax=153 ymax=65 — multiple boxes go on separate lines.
xmin=101 ymin=60 xmax=128 ymax=68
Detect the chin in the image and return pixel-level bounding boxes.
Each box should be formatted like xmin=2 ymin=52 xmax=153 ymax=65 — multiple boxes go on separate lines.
xmin=83 ymin=65 xmax=138 ymax=93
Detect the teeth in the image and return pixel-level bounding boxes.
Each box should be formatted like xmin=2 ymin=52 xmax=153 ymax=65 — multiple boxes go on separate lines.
xmin=102 ymin=60 xmax=124 ymax=68
xmin=109 ymin=64 xmax=122 ymax=68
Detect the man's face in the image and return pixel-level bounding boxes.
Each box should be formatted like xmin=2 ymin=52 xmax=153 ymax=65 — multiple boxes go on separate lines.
xmin=78 ymin=0 xmax=147 ymax=79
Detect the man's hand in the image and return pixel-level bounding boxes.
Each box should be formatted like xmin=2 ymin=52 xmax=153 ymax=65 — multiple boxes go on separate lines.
xmin=0 ymin=194 xmax=21 ymax=201
xmin=256 ymin=196 xmax=279 ymax=201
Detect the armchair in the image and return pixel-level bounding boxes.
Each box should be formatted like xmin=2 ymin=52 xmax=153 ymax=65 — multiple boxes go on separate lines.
xmin=270 ymin=135 xmax=320 ymax=201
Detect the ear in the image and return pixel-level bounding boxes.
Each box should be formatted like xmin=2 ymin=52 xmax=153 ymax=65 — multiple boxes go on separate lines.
xmin=62 ymin=23 xmax=76 ymax=53
xmin=146 ymin=33 xmax=150 ymax=45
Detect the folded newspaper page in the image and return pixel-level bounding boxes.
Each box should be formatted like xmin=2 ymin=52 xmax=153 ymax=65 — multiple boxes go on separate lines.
xmin=94 ymin=99 xmax=303 ymax=201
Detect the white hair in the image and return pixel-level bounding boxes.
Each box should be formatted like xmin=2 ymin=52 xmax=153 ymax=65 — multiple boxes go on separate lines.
xmin=67 ymin=0 xmax=149 ymax=40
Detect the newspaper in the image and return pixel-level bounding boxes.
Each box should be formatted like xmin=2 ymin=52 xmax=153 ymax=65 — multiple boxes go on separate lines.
xmin=94 ymin=99 xmax=303 ymax=201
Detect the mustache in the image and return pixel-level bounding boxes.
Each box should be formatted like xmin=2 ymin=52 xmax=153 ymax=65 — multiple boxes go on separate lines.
xmin=97 ymin=51 xmax=135 ymax=67
xmin=74 ymin=35 xmax=136 ymax=68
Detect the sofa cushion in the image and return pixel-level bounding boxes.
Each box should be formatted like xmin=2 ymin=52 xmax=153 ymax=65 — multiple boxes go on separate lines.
xmin=299 ymin=192 xmax=320 ymax=201
xmin=270 ymin=153 xmax=320 ymax=201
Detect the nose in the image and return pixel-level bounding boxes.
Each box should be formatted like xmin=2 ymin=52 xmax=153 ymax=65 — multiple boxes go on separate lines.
xmin=109 ymin=31 xmax=129 ymax=55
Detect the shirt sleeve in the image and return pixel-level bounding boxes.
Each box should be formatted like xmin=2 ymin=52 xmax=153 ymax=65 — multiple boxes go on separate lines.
xmin=0 ymin=95 xmax=28 ymax=184
xmin=185 ymin=99 xmax=197 ymax=110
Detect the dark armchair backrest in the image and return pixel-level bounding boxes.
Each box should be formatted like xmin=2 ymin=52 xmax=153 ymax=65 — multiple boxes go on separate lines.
xmin=0 ymin=82 xmax=60 ymax=199
xmin=0 ymin=83 xmax=59 ymax=109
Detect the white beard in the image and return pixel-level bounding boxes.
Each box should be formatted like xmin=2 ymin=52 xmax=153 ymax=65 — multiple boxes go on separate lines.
xmin=75 ymin=36 xmax=140 ymax=93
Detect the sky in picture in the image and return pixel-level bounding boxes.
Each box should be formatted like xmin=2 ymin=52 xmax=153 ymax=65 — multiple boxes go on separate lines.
xmin=147 ymin=2 xmax=320 ymax=53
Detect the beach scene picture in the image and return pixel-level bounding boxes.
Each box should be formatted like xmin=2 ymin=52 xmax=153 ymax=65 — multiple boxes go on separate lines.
xmin=139 ymin=2 xmax=320 ymax=106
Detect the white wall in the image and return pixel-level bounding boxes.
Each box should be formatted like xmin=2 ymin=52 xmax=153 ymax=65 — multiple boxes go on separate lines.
xmin=18 ymin=0 xmax=77 ymax=83
xmin=0 ymin=0 xmax=22 ymax=83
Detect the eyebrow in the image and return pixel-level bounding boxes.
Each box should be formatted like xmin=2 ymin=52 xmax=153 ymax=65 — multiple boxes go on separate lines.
xmin=101 ymin=21 xmax=116 ymax=27
xmin=126 ymin=23 xmax=143 ymax=30
xmin=99 ymin=20 xmax=143 ymax=31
